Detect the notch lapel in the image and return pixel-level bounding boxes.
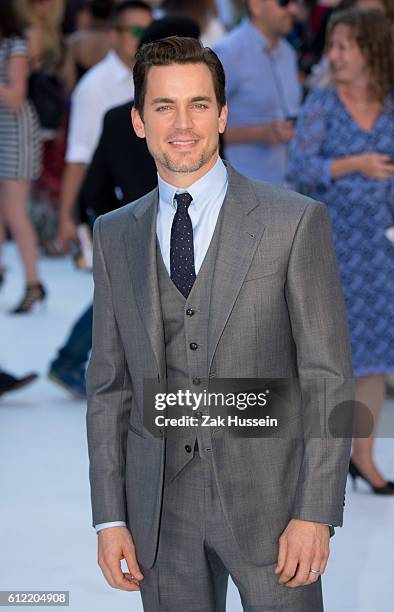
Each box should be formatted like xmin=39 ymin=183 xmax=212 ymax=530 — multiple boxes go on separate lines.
xmin=122 ymin=188 xmax=166 ymax=379
xmin=207 ymin=166 xmax=266 ymax=373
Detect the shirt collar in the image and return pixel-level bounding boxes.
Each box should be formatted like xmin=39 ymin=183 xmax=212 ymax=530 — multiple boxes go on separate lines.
xmin=105 ymin=49 xmax=132 ymax=82
xmin=158 ymin=156 xmax=228 ymax=212
xmin=242 ymin=17 xmax=284 ymax=56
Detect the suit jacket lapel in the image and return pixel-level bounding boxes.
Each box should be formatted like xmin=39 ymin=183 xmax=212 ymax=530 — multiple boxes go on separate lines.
xmin=122 ymin=188 xmax=166 ymax=380
xmin=207 ymin=165 xmax=266 ymax=374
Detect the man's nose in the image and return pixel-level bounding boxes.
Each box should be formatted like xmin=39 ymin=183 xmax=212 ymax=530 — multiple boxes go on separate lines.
xmin=173 ymin=107 xmax=193 ymax=129
xmin=327 ymin=47 xmax=337 ymax=63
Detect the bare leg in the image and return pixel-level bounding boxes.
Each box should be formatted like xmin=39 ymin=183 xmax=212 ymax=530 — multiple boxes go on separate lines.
xmin=352 ymin=374 xmax=388 ymax=487
xmin=0 ymin=179 xmax=40 ymax=285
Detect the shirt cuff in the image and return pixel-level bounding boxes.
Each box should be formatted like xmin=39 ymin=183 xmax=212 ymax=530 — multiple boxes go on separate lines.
xmin=95 ymin=521 xmax=127 ymax=533
xmin=65 ymin=143 xmax=92 ymax=164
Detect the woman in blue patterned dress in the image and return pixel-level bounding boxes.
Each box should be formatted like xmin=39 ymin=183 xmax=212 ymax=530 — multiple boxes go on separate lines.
xmin=288 ymin=9 xmax=394 ymax=494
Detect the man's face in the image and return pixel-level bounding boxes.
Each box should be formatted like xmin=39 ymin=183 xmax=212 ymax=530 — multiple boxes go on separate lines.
xmin=114 ymin=9 xmax=152 ymax=62
xmin=251 ymin=0 xmax=299 ymax=37
xmin=132 ymin=63 xmax=228 ymax=183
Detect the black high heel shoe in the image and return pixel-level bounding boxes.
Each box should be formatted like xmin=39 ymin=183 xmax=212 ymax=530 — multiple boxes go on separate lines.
xmin=10 ymin=282 xmax=47 ymax=314
xmin=349 ymin=459 xmax=394 ymax=495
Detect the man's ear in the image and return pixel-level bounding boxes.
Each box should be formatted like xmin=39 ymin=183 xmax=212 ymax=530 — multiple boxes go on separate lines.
xmin=218 ymin=103 xmax=228 ymax=134
xmin=131 ymin=107 xmax=146 ymax=139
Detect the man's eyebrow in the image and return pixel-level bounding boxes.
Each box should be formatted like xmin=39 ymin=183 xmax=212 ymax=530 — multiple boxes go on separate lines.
xmin=151 ymin=96 xmax=214 ymax=105
xmin=151 ymin=98 xmax=174 ymax=105
xmin=190 ymin=96 xmax=213 ymax=103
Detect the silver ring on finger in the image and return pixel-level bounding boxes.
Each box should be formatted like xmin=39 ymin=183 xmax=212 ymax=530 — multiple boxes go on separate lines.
xmin=310 ymin=568 xmax=320 ymax=574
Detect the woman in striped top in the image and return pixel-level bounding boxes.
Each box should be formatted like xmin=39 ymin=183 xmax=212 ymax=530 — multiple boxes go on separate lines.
xmin=0 ymin=0 xmax=45 ymax=313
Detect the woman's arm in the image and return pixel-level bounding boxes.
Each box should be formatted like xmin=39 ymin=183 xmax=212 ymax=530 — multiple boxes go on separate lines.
xmin=330 ymin=156 xmax=361 ymax=178
xmin=0 ymin=54 xmax=28 ymax=112
xmin=62 ymin=37 xmax=78 ymax=96
xmin=332 ymin=153 xmax=394 ymax=180
xmin=287 ymin=91 xmax=333 ymax=188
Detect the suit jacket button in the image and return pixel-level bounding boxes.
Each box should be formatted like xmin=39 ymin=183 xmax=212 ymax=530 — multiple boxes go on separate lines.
xmin=190 ymin=342 xmax=198 ymax=350
xmin=186 ymin=308 xmax=195 ymax=316
xmin=185 ymin=444 xmax=192 ymax=453
xmin=193 ymin=377 xmax=201 ymax=385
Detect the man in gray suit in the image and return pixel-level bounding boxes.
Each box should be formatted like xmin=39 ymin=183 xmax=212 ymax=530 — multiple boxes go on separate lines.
xmin=86 ymin=36 xmax=353 ymax=611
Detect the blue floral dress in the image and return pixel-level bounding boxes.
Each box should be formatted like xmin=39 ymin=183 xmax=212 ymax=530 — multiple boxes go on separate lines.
xmin=287 ymin=86 xmax=394 ymax=377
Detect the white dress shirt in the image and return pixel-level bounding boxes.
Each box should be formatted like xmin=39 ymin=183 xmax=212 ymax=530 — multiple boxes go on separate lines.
xmin=66 ymin=50 xmax=134 ymax=164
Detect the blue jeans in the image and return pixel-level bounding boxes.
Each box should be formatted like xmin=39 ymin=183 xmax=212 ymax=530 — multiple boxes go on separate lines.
xmin=50 ymin=304 xmax=93 ymax=373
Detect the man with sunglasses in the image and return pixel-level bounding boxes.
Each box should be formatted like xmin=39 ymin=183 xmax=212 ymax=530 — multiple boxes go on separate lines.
xmin=215 ymin=0 xmax=301 ymax=186
xmin=55 ymin=1 xmax=152 ymax=252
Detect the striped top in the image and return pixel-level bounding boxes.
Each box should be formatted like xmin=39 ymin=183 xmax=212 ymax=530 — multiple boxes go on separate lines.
xmin=0 ymin=36 xmax=28 ymax=82
xmin=0 ymin=36 xmax=42 ymax=180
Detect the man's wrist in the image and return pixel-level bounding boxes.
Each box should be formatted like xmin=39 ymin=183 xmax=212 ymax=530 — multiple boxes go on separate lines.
xmin=292 ymin=518 xmax=335 ymax=538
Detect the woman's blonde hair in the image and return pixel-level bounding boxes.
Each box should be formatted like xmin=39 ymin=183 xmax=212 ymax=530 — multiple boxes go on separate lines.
xmin=17 ymin=0 xmax=65 ymax=65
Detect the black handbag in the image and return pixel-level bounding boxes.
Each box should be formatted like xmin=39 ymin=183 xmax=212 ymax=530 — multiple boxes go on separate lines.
xmin=28 ymin=70 xmax=63 ymax=130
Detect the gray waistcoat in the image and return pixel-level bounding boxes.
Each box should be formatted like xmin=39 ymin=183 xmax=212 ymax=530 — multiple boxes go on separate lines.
xmin=156 ymin=207 xmax=223 ymax=484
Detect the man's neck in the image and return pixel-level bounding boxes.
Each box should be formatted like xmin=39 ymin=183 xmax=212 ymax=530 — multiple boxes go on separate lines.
xmin=114 ymin=49 xmax=134 ymax=70
xmin=158 ymin=153 xmax=220 ymax=189
xmin=251 ymin=18 xmax=280 ymax=51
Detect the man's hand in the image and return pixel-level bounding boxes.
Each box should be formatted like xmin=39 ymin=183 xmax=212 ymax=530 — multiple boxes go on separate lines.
xmin=265 ymin=120 xmax=294 ymax=145
xmin=98 ymin=526 xmax=144 ymax=591
xmin=274 ymin=519 xmax=330 ymax=588
xmin=56 ymin=216 xmax=78 ymax=251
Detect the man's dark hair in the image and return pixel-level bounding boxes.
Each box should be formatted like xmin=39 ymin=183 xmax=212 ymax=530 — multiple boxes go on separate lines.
xmin=138 ymin=16 xmax=201 ymax=49
xmin=133 ymin=36 xmax=226 ymax=117
xmin=91 ymin=0 xmax=114 ymax=20
xmin=0 ymin=0 xmax=24 ymax=38
xmin=112 ymin=0 xmax=152 ymax=23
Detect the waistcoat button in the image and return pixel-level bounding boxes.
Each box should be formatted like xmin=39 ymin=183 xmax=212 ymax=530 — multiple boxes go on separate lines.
xmin=189 ymin=342 xmax=198 ymax=350
xmin=186 ymin=308 xmax=195 ymax=316
xmin=185 ymin=444 xmax=192 ymax=453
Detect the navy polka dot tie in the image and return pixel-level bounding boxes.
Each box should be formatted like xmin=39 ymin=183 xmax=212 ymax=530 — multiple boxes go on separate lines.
xmin=170 ymin=192 xmax=196 ymax=298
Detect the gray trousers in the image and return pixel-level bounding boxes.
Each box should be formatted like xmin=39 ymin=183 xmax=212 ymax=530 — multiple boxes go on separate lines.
xmin=139 ymin=445 xmax=324 ymax=611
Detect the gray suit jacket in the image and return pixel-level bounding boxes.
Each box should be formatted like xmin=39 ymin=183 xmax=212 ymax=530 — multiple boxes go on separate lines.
xmin=86 ymin=163 xmax=354 ymax=569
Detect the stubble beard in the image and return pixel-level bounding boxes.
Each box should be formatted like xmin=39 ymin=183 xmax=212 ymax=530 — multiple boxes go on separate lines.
xmin=155 ymin=141 xmax=218 ymax=174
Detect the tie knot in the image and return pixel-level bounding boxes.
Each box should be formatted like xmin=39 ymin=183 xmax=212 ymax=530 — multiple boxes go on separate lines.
xmin=174 ymin=192 xmax=193 ymax=213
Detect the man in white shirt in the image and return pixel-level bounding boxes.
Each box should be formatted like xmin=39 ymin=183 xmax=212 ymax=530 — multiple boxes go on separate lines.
xmin=57 ymin=1 xmax=152 ymax=248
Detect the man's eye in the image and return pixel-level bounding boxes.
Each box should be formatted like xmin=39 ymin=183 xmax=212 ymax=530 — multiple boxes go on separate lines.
xmin=193 ymin=104 xmax=208 ymax=110
xmin=156 ymin=106 xmax=172 ymax=112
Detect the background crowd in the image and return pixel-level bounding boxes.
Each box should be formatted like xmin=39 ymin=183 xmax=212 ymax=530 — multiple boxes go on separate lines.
xmin=0 ymin=0 xmax=394 ymax=504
